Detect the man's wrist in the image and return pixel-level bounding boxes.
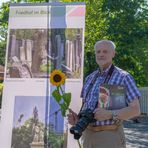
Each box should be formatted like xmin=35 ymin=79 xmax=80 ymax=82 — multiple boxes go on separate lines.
xmin=112 ymin=110 xmax=121 ymax=124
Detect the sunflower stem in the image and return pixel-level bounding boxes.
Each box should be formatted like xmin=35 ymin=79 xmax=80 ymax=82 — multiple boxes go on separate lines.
xmin=77 ymin=140 xmax=82 ymax=148
xmin=57 ymin=86 xmax=60 ymax=92
xmin=59 ymin=85 xmax=64 ymax=94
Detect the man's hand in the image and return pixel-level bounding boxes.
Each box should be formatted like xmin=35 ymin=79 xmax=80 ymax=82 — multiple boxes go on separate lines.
xmin=67 ymin=108 xmax=78 ymax=125
xmin=93 ymin=108 xmax=112 ymax=121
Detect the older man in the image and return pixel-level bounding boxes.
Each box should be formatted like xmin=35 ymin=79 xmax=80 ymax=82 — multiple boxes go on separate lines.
xmin=68 ymin=40 xmax=141 ymax=148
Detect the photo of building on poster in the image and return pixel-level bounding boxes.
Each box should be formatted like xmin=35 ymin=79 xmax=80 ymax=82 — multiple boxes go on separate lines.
xmin=6 ymin=28 xmax=83 ymax=79
xmin=11 ymin=95 xmax=66 ymax=148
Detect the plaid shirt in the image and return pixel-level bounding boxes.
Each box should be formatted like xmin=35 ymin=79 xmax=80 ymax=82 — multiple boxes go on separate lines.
xmin=80 ymin=65 xmax=141 ymax=126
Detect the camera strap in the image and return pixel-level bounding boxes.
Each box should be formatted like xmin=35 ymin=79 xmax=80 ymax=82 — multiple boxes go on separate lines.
xmin=84 ymin=72 xmax=99 ymax=101
xmin=103 ymin=64 xmax=115 ymax=84
xmin=79 ymin=71 xmax=99 ymax=112
xmin=86 ymin=64 xmax=115 ymax=98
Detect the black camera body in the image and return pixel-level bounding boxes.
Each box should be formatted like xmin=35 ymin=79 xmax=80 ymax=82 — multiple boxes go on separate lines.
xmin=70 ymin=109 xmax=95 ymax=140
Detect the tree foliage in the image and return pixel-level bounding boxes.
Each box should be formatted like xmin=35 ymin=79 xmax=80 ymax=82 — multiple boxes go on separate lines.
xmin=11 ymin=117 xmax=64 ymax=148
xmin=11 ymin=118 xmax=36 ymax=148
xmin=0 ymin=0 xmax=148 ymax=86
xmin=101 ymin=0 xmax=148 ymax=86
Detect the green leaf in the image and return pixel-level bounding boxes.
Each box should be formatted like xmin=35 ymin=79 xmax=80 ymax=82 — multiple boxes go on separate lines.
xmin=60 ymin=103 xmax=67 ymax=116
xmin=62 ymin=93 xmax=71 ymax=107
xmin=52 ymin=89 xmax=61 ymax=103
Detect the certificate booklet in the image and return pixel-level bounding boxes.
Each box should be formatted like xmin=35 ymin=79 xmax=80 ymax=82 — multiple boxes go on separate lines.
xmin=98 ymin=84 xmax=127 ymax=110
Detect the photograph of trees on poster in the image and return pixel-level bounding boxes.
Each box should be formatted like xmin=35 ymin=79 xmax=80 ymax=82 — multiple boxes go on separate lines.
xmin=11 ymin=96 xmax=65 ymax=148
xmin=11 ymin=96 xmax=46 ymax=148
xmin=6 ymin=28 xmax=83 ymax=79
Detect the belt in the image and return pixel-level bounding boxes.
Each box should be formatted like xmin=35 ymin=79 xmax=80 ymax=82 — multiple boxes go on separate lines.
xmin=87 ymin=124 xmax=119 ymax=132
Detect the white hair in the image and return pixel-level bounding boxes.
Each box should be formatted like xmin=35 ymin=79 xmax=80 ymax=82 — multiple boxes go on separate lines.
xmin=94 ymin=40 xmax=116 ymax=51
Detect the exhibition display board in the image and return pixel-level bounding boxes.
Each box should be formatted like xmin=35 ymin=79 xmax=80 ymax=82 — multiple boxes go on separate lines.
xmin=0 ymin=2 xmax=85 ymax=148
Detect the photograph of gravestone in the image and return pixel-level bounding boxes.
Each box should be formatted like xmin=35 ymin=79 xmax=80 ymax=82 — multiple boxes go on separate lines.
xmin=6 ymin=28 xmax=83 ymax=79
xmin=11 ymin=96 xmax=46 ymax=148
xmin=49 ymin=28 xmax=83 ymax=78
xmin=6 ymin=29 xmax=48 ymax=78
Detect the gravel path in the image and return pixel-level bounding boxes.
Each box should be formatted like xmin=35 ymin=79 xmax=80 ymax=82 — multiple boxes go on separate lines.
xmin=123 ymin=116 xmax=148 ymax=148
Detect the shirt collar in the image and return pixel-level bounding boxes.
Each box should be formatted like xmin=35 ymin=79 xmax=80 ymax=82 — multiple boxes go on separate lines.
xmin=98 ymin=64 xmax=112 ymax=76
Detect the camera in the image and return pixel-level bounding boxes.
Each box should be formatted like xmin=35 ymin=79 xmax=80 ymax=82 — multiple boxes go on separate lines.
xmin=70 ymin=109 xmax=95 ymax=140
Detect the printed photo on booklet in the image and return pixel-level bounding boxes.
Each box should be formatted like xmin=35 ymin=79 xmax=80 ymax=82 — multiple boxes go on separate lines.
xmin=98 ymin=84 xmax=127 ymax=110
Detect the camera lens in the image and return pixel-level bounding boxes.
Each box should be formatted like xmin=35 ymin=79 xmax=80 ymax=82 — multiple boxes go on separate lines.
xmin=70 ymin=109 xmax=94 ymax=140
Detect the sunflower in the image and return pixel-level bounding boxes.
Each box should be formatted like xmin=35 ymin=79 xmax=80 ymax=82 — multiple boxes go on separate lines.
xmin=50 ymin=70 xmax=66 ymax=86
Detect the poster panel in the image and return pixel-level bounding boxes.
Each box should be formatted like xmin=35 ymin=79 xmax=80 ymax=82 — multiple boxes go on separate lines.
xmin=0 ymin=2 xmax=85 ymax=148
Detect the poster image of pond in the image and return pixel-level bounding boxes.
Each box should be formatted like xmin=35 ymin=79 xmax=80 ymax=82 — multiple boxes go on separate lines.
xmin=6 ymin=28 xmax=83 ymax=79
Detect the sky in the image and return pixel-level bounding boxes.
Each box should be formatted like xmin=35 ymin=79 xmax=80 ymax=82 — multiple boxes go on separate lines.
xmin=0 ymin=0 xmax=10 ymax=6
xmin=13 ymin=96 xmax=46 ymax=127
xmin=13 ymin=95 xmax=64 ymax=133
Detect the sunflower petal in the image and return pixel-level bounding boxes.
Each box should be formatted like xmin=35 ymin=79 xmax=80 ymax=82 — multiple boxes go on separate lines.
xmin=50 ymin=70 xmax=66 ymax=86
